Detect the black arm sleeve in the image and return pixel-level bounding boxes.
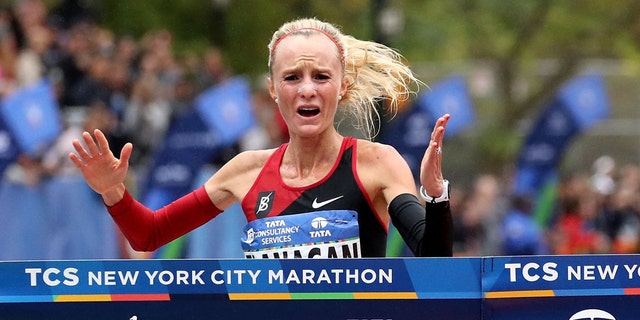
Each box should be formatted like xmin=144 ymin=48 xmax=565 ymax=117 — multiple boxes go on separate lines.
xmin=388 ymin=193 xmax=453 ymax=257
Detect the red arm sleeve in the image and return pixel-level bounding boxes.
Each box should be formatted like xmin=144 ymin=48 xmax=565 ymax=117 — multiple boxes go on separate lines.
xmin=106 ymin=186 xmax=223 ymax=252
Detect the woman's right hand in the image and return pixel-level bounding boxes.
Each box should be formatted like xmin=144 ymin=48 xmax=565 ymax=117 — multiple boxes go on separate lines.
xmin=69 ymin=129 xmax=132 ymax=201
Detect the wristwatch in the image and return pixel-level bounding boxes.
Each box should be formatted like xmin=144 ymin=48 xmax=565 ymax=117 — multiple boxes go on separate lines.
xmin=419 ymin=179 xmax=450 ymax=203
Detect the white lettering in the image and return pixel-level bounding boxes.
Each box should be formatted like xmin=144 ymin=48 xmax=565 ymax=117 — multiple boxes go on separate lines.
xmin=44 ymin=268 xmax=61 ymax=286
xmin=103 ymin=271 xmax=116 ymax=285
xmin=316 ymin=269 xmax=331 ymax=284
xmin=332 ymin=269 xmax=344 ymax=284
xmin=625 ymin=264 xmax=638 ymax=279
xmin=542 ymin=263 xmax=558 ymax=281
xmin=158 ymin=270 xmax=174 ymax=285
xmin=361 ymin=269 xmax=376 ymax=284
xmin=568 ymin=266 xmax=581 ymax=280
xmin=379 ymin=269 xmax=392 ymax=283
xmin=302 ymin=269 xmax=315 ymax=284
xmin=598 ymin=265 xmax=618 ymax=280
xmin=25 ymin=267 xmax=78 ymax=287
xmin=505 ymin=263 xmax=521 ymax=282
xmin=247 ymin=270 xmax=261 ymax=284
xmin=568 ymin=265 xmax=618 ymax=280
xmin=345 ymin=269 xmax=359 ymax=283
xmin=192 ymin=270 xmax=205 ymax=285
xmin=211 ymin=270 xmax=224 ymax=285
xmin=523 ymin=263 xmax=540 ymax=282
xmin=266 ymin=268 xmax=392 ymax=285
xmin=25 ymin=268 xmax=42 ymax=286
xmin=583 ymin=265 xmax=596 ymax=280
xmin=265 ymin=220 xmax=285 ymax=227
xmin=145 ymin=270 xmax=158 ymax=285
xmin=269 ymin=270 xmax=283 ymax=284
xmin=233 ymin=270 xmax=246 ymax=284
xmin=88 ymin=270 xmax=135 ymax=286
xmin=505 ymin=262 xmax=557 ymax=282
xmin=309 ymin=230 xmax=332 ymax=238
xmin=176 ymin=270 xmax=189 ymax=285
xmin=286 ymin=270 xmax=300 ymax=284
xmin=61 ymin=268 xmax=79 ymax=286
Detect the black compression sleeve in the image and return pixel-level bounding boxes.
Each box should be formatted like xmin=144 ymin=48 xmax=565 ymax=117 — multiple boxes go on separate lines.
xmin=388 ymin=193 xmax=453 ymax=257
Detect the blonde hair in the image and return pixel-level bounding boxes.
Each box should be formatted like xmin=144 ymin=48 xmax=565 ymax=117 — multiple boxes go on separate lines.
xmin=268 ymin=18 xmax=423 ymax=139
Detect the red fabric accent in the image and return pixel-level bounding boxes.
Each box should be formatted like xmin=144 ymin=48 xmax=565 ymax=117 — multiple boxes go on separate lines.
xmin=241 ymin=143 xmax=303 ymax=221
xmin=348 ymin=138 xmax=386 ymax=233
xmin=107 ymin=186 xmax=222 ymax=252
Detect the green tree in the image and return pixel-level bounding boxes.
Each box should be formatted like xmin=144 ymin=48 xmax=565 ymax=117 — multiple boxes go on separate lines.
xmin=396 ymin=0 xmax=640 ymax=174
xmin=60 ymin=0 xmax=640 ymax=176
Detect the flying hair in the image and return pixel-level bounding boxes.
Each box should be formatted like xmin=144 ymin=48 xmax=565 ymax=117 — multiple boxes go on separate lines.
xmin=268 ymin=18 xmax=424 ymax=139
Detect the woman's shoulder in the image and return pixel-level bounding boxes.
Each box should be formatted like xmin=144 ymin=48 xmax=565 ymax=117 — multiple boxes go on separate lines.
xmin=212 ymin=147 xmax=279 ymax=187
xmin=231 ymin=148 xmax=279 ymax=169
xmin=355 ymin=139 xmax=402 ymax=162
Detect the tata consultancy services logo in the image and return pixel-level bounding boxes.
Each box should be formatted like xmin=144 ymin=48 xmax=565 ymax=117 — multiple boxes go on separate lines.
xmin=243 ymin=228 xmax=255 ymax=244
xmin=569 ymin=309 xmax=615 ymax=320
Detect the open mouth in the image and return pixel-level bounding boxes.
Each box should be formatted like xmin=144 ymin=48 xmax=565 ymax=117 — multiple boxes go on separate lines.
xmin=297 ymin=107 xmax=320 ymax=117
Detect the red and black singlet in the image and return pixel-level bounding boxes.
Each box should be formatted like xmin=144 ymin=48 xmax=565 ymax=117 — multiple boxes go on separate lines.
xmin=241 ymin=137 xmax=388 ymax=257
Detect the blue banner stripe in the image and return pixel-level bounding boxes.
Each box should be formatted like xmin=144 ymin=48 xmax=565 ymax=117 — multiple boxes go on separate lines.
xmin=554 ymin=288 xmax=626 ymax=297
xmin=1 ymin=295 xmax=54 ymax=303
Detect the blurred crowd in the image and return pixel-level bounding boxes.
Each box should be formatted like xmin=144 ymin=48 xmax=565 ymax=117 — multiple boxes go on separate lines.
xmin=0 ymin=0 xmax=289 ymax=182
xmin=2 ymin=0 xmax=640 ymax=259
xmin=452 ymin=155 xmax=640 ymax=257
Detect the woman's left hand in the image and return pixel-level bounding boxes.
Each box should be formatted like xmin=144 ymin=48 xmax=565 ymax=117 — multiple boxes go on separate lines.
xmin=419 ymin=114 xmax=450 ymax=198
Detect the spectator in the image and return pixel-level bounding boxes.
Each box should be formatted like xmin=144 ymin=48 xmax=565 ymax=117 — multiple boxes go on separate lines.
xmin=501 ymin=195 xmax=547 ymax=255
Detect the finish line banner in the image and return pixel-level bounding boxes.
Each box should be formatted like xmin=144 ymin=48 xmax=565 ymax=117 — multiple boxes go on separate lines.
xmin=0 ymin=258 xmax=481 ymax=320
xmin=482 ymin=255 xmax=640 ymax=320
xmin=2 ymin=255 xmax=640 ymax=319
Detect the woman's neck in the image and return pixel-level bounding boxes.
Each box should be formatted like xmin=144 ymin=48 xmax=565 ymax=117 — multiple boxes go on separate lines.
xmin=281 ymin=131 xmax=344 ymax=185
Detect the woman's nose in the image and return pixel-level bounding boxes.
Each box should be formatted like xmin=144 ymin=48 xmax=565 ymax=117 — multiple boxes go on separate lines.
xmin=297 ymin=82 xmax=318 ymax=96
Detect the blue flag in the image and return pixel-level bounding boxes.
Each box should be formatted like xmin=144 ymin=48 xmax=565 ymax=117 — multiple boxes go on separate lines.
xmin=383 ymin=75 xmax=475 ymax=179
xmin=0 ymin=115 xmax=19 ymax=176
xmin=142 ymin=77 xmax=257 ymax=258
xmin=0 ymin=80 xmax=61 ymax=156
xmin=382 ymin=102 xmax=433 ymax=179
xmin=142 ymin=108 xmax=219 ymax=210
xmin=194 ymin=77 xmax=256 ymax=147
xmin=557 ymin=74 xmax=610 ymax=130
xmin=416 ymin=75 xmax=475 ymax=137
xmin=513 ymin=74 xmax=610 ymax=197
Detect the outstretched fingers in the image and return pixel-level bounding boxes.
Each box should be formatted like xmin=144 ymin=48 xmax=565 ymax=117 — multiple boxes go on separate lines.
xmin=70 ymin=137 xmax=90 ymax=165
xmin=420 ymin=114 xmax=450 ymax=195
xmin=93 ymin=129 xmax=111 ymax=154
xmin=430 ymin=114 xmax=449 ymax=146
xmin=82 ymin=130 xmax=101 ymax=157
xmin=427 ymin=114 xmax=449 ymax=159
xmin=69 ymin=129 xmax=111 ymax=168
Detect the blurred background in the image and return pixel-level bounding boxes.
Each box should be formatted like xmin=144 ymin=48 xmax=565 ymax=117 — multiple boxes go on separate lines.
xmin=1 ymin=0 xmax=639 ymax=260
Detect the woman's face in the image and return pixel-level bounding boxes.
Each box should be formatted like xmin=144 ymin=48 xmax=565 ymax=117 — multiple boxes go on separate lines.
xmin=268 ymin=33 xmax=347 ymax=138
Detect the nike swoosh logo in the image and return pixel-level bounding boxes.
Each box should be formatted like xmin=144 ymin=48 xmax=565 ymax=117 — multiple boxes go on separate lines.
xmin=311 ymin=195 xmax=344 ymax=209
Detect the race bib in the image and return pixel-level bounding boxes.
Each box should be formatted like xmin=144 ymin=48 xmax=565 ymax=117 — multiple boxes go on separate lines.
xmin=241 ymin=210 xmax=361 ymax=259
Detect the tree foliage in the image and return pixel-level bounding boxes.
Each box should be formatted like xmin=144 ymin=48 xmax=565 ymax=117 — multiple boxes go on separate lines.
xmin=57 ymin=0 xmax=640 ymax=173
xmin=394 ymin=0 xmax=640 ymax=171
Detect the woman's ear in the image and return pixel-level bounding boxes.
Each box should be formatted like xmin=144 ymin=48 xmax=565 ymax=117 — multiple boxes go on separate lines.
xmin=267 ymin=77 xmax=277 ymax=100
xmin=340 ymin=75 xmax=348 ymax=98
